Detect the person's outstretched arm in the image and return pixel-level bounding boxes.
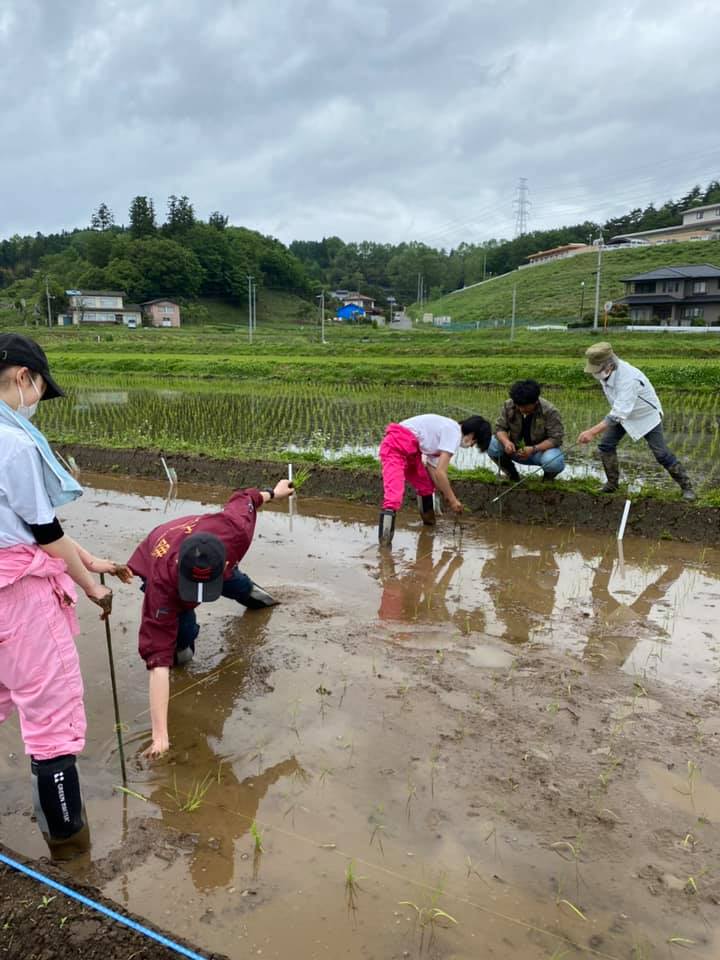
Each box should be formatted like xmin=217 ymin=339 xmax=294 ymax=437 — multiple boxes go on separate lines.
xmin=145 ymin=667 xmax=171 ymax=759
xmin=426 ymin=452 xmax=463 ymax=514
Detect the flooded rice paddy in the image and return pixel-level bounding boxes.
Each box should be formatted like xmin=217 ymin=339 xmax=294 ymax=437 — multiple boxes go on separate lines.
xmin=1 ymin=476 xmax=719 ymax=959
xmin=35 ymin=377 xmax=720 ymax=490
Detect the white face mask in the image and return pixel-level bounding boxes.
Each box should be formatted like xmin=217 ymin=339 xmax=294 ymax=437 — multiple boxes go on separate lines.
xmin=17 ymin=375 xmax=42 ymax=419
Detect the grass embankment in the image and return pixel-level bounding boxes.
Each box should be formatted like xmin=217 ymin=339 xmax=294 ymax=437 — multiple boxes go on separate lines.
xmin=419 ymin=240 xmax=720 ymax=324
xmin=44 ymin=350 xmax=720 ymax=389
xmin=16 ymin=322 xmax=720 ymax=388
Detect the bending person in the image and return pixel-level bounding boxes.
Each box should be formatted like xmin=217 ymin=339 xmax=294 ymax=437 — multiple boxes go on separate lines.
xmin=577 ymin=342 xmax=695 ymax=500
xmin=489 ymin=379 xmax=565 ymax=482
xmin=127 ymin=478 xmax=294 ymax=759
xmin=378 ymin=414 xmax=491 ymax=546
xmin=0 ymin=334 xmax=128 ymax=860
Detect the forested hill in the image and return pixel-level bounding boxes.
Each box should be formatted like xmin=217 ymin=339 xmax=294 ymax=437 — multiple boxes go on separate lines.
xmin=3 ymin=179 xmax=720 ymax=315
xmin=0 ymin=196 xmax=310 ymax=316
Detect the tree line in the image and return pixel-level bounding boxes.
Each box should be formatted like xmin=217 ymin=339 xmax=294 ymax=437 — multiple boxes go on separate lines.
xmin=2 ymin=180 xmax=719 ymax=315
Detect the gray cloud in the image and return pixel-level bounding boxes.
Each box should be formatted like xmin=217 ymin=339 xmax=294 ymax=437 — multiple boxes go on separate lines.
xmin=2 ymin=0 xmax=719 ymax=245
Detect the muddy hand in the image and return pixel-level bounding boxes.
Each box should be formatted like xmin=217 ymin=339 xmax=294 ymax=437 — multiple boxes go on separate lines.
xmin=142 ymin=735 xmax=170 ymax=760
xmin=110 ymin=563 xmax=134 ymax=584
xmin=88 ymin=585 xmax=113 ymax=620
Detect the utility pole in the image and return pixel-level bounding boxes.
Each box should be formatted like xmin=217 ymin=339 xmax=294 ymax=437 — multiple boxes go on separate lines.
xmin=45 ymin=276 xmax=52 ymax=327
xmin=511 ymin=284 xmax=517 ymax=341
xmin=247 ymin=274 xmax=254 ymax=343
xmin=252 ymin=279 xmax=257 ymax=334
xmin=579 ymin=281 xmax=586 ymax=324
xmin=482 ymin=250 xmax=487 ymax=282
xmin=316 ymin=291 xmax=326 ymax=344
xmin=592 ymin=234 xmax=604 ymax=331
xmin=514 ymin=178 xmax=530 ymax=237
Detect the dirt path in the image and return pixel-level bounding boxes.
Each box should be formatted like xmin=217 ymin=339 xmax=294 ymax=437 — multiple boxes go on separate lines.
xmin=1 ymin=475 xmax=719 ymax=959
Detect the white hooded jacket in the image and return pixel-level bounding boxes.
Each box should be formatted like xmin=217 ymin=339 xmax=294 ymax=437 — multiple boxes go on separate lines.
xmin=600 ymin=359 xmax=663 ymax=440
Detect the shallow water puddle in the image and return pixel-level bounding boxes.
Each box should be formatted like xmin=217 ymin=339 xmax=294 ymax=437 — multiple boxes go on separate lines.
xmin=638 ymin=760 xmax=720 ymax=821
xmin=1 ymin=473 xmax=719 ymax=958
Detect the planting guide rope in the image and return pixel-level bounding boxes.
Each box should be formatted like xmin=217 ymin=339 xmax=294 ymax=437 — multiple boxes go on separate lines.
xmin=118 ymin=657 xmax=633 ymax=960
xmin=0 ymin=852 xmax=210 ymax=960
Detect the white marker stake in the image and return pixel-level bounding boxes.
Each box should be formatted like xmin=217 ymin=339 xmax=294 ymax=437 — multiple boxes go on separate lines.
xmin=617 ymin=498 xmax=631 ymax=541
xmin=616 ymin=540 xmax=625 ymax=579
xmin=160 ymin=456 xmax=174 ymax=486
xmin=288 ymin=463 xmax=294 ymax=532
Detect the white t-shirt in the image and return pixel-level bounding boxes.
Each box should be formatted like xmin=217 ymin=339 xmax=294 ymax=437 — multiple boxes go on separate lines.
xmin=0 ymin=425 xmax=55 ymax=547
xmin=400 ymin=414 xmax=462 ymax=465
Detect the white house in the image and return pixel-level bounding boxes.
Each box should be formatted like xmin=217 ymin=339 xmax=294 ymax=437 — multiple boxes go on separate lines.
xmin=58 ymin=290 xmax=143 ymax=326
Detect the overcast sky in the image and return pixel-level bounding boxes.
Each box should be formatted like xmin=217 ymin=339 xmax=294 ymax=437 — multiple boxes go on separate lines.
xmin=2 ymin=0 xmax=719 ymax=247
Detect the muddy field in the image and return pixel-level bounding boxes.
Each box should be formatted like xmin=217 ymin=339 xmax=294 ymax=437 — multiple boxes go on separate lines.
xmin=1 ymin=475 xmax=720 ymax=959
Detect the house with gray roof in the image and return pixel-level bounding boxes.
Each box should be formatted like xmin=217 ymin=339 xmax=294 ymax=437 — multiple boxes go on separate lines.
xmin=616 ymin=264 xmax=720 ymax=326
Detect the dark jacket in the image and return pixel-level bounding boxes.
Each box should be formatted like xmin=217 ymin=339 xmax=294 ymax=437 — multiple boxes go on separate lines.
xmin=495 ymin=397 xmax=564 ymax=447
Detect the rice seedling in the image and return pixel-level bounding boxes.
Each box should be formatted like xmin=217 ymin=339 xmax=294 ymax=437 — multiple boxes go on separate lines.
xmin=666 ymin=936 xmax=697 ymax=948
xmin=292 ymin=465 xmax=312 ymax=491
xmin=318 ymin=766 xmax=333 ymax=787
xmin=113 ymin=784 xmax=149 ymax=802
xmin=429 ymin=750 xmax=440 ymax=798
xmin=369 ymin=805 xmax=386 ymax=856
xmin=165 ymin=771 xmax=214 ymax=812
xmin=250 ymin=820 xmax=264 ymax=853
xmin=344 ymin=860 xmax=364 ymax=915
xmin=399 ymin=894 xmax=458 ymax=952
xmin=406 ymin=773 xmax=417 ymax=821
xmin=550 ymin=837 xmax=585 ymax=896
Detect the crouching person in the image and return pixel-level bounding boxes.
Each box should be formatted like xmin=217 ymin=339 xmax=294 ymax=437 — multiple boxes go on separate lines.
xmin=488 ymin=380 xmax=565 ymax=483
xmin=0 ymin=334 xmax=127 ymax=860
xmin=128 ymin=479 xmax=294 ymax=759
xmin=378 ymin=414 xmax=491 ymax=546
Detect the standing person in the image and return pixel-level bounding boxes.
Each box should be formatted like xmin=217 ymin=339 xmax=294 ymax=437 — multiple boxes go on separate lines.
xmin=488 ymin=379 xmax=565 ymax=482
xmin=577 ymin=342 xmax=695 ymax=500
xmin=0 ymin=334 xmax=128 ymax=860
xmin=378 ymin=413 xmax=491 ymax=546
xmin=127 ymin=478 xmax=294 ymax=759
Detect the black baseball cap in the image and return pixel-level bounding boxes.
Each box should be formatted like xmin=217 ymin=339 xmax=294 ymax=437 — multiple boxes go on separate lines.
xmin=177 ymin=533 xmax=227 ymax=603
xmin=0 ymin=333 xmax=65 ymax=400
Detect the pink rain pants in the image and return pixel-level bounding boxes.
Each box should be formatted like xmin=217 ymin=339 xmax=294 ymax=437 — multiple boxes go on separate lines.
xmin=379 ymin=423 xmax=435 ymax=511
xmin=0 ymin=545 xmax=85 ymax=760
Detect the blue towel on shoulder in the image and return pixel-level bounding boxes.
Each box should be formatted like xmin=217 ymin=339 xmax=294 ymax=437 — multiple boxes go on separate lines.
xmin=0 ymin=399 xmax=83 ymax=507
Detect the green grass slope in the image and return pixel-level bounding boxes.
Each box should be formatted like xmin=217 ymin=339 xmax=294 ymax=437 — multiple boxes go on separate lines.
xmin=419 ymin=241 xmax=720 ymax=324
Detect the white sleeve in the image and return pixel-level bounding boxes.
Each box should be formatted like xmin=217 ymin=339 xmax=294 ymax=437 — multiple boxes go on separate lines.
xmin=607 ymin=377 xmax=642 ymax=422
xmin=438 ymin=422 xmax=462 ymax=454
xmin=0 ymin=443 xmax=56 ymax=526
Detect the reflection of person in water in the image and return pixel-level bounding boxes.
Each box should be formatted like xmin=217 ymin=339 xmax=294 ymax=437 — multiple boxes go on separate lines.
xmin=583 ymin=551 xmax=685 ymax=667
xmin=147 ymin=607 xmax=303 ymax=892
xmin=482 ymin=541 xmax=559 ymax=645
xmin=377 ymin=530 xmax=485 ymax=633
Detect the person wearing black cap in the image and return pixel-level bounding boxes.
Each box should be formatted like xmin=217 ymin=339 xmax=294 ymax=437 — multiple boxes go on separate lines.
xmin=127 ymin=478 xmax=294 ymax=759
xmin=0 ymin=334 xmax=129 ymax=860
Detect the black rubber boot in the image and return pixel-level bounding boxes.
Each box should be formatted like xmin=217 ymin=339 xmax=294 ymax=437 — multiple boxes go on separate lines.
xmin=241 ymin=583 xmax=280 ymax=609
xmin=498 ymin=454 xmax=520 ymax=483
xmin=378 ymin=508 xmax=396 ymax=546
xmin=666 ymin=462 xmax=696 ymax=501
xmin=31 ymin=755 xmax=90 ymax=861
xmin=417 ymin=494 xmax=436 ymax=526
xmin=599 ymin=451 xmax=620 ymax=493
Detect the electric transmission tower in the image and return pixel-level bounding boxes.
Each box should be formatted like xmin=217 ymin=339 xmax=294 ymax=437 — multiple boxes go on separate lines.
xmin=513 ymin=177 xmax=530 ymax=236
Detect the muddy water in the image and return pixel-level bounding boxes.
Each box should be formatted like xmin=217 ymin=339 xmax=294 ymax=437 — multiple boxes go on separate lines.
xmin=1 ymin=475 xmax=720 ymax=959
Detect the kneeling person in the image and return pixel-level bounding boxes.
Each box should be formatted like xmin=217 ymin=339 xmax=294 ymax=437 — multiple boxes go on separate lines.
xmin=489 ymin=380 xmax=565 ymax=482
xmin=128 ymin=479 xmax=293 ymax=758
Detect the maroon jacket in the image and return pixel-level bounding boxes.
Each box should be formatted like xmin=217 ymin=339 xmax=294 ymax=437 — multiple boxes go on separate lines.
xmin=128 ymin=488 xmax=264 ymax=669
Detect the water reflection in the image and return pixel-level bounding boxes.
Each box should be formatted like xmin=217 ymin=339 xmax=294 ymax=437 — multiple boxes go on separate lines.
xmin=148 ymin=607 xmax=302 ymax=892
xmin=376 ymin=530 xmax=485 ymax=634
xmin=483 ymin=542 xmax=559 ymax=645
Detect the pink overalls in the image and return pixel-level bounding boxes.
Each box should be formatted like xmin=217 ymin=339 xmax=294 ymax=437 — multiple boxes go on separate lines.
xmin=379 ymin=423 xmax=436 ymax=511
xmin=0 ymin=545 xmax=85 ymax=760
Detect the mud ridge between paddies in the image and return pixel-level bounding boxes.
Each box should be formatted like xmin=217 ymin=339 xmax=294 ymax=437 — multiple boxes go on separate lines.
xmin=57 ymin=443 xmax=719 ymax=545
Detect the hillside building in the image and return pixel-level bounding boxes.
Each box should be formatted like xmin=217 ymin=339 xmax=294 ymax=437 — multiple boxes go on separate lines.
xmin=616 ymin=264 xmax=720 ymax=325
xmin=59 ymin=291 xmax=142 ymax=326
xmin=610 ymin=203 xmax=720 ymax=246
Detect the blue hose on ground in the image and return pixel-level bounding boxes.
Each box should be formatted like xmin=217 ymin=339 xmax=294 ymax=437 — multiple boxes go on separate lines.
xmin=0 ymin=851 xmax=210 ymax=960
